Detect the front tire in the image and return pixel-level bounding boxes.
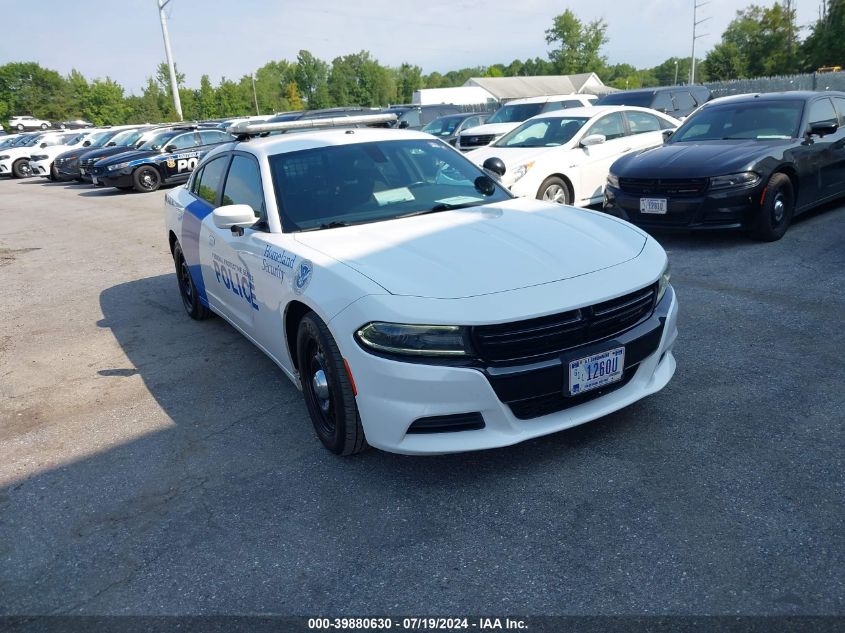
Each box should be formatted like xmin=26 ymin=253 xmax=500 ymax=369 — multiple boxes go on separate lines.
xmin=40 ymin=123 xmax=48 ymax=130
xmin=173 ymin=241 xmax=212 ymax=320
xmin=132 ymin=165 xmax=161 ymax=192
xmin=296 ymin=312 xmax=367 ymax=456
xmin=16 ymin=124 xmax=23 ymax=131
xmin=750 ymin=173 xmax=793 ymax=241
xmin=537 ymin=176 xmax=571 ymax=204
xmin=12 ymin=159 xmax=31 ymax=179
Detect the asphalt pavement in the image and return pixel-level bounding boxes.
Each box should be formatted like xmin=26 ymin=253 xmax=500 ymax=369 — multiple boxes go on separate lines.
xmin=0 ymin=176 xmax=842 ymax=617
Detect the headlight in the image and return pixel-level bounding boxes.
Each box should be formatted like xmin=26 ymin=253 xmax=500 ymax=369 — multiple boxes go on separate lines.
xmin=606 ymin=172 xmax=619 ymax=188
xmin=709 ymin=171 xmax=759 ymax=190
xmin=0 ymin=155 xmax=9 ymax=160
xmin=107 ymin=161 xmax=131 ymax=172
xmin=511 ymin=161 xmax=534 ymax=183
xmin=356 ymin=322 xmax=471 ymax=357
xmin=656 ymin=261 xmax=671 ymax=304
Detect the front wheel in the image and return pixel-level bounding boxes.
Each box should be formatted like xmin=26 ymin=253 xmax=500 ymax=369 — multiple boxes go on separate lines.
xmin=12 ymin=159 xmax=31 ymax=179
xmin=132 ymin=165 xmax=161 ymax=192
xmin=296 ymin=312 xmax=367 ymax=455
xmin=173 ymin=241 xmax=212 ymax=320
xmin=16 ymin=124 xmax=23 ymax=131
xmin=40 ymin=123 xmax=48 ymax=130
xmin=537 ymin=176 xmax=571 ymax=204
xmin=750 ymin=173 xmax=793 ymax=241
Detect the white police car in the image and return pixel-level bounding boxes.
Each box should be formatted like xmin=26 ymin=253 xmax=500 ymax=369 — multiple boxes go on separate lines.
xmin=164 ymin=115 xmax=678 ymax=455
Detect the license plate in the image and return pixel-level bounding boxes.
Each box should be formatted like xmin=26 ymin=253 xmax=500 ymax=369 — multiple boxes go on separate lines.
xmin=92 ymin=176 xmax=98 ymax=185
xmin=640 ymin=198 xmax=667 ymax=214
xmin=568 ymin=347 xmax=625 ymax=396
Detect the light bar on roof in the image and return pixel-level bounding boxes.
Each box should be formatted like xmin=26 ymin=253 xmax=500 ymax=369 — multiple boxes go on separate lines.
xmin=227 ymin=113 xmax=398 ymax=135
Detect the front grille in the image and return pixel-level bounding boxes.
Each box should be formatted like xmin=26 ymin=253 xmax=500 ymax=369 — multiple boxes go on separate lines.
xmin=407 ymin=413 xmax=485 ymax=434
xmin=619 ymin=177 xmax=708 ymax=196
xmin=507 ymin=367 xmax=637 ymax=419
xmin=459 ymin=134 xmax=496 ymax=148
xmin=472 ymin=284 xmax=657 ymax=364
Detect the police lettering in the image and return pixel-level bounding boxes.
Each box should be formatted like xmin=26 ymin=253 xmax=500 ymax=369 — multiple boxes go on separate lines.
xmin=213 ymin=260 xmax=259 ymax=311
xmin=176 ymin=157 xmax=199 ymax=172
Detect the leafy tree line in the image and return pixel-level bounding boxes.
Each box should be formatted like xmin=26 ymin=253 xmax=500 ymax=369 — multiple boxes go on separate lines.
xmin=3 ymin=2 xmax=845 ymax=126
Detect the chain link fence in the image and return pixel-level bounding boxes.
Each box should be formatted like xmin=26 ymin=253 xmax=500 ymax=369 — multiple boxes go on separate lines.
xmin=705 ymin=71 xmax=845 ymax=97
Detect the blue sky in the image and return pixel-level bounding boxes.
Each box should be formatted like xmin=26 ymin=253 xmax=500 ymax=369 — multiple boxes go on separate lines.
xmin=2 ymin=0 xmax=821 ymax=93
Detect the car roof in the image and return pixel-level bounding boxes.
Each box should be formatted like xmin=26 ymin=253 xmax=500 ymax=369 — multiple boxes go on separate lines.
xmin=707 ymin=90 xmax=845 ymax=105
xmin=528 ymin=105 xmax=669 ymax=119
xmin=502 ymin=94 xmax=591 ymax=105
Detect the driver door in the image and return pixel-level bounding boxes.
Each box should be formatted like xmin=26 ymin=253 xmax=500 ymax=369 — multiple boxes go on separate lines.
xmin=577 ymin=112 xmax=632 ymax=204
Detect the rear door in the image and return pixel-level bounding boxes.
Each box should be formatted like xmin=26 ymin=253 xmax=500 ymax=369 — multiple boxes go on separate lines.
xmin=807 ymin=97 xmax=845 ymax=198
xmin=576 ymin=112 xmax=633 ymax=203
xmin=622 ymin=110 xmax=667 ymax=153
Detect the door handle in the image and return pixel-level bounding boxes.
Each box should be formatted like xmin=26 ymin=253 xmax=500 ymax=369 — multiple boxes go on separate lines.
xmin=208 ymin=234 xmax=215 ymax=246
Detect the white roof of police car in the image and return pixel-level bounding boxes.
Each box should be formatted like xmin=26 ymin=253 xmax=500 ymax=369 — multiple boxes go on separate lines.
xmin=204 ymin=127 xmax=437 ymax=161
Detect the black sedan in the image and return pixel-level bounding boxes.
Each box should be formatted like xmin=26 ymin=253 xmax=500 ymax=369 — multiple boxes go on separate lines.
xmin=604 ymin=91 xmax=845 ymax=240
xmin=421 ymin=112 xmax=489 ymax=146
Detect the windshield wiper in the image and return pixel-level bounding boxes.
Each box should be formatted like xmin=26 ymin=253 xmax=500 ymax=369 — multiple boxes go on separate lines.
xmin=298 ymin=221 xmax=351 ymax=232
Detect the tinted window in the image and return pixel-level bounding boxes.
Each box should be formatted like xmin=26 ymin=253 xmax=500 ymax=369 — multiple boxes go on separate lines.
xmin=487 ymin=103 xmax=545 ymax=124
xmin=586 ymin=112 xmax=626 ymax=140
xmin=596 ymin=92 xmax=653 ymax=107
xmin=626 ymin=111 xmax=661 ymax=134
xmin=673 ymin=91 xmax=696 ymax=111
xmin=672 ymin=100 xmax=804 ymax=141
xmin=200 ymin=130 xmax=230 ymax=145
xmin=400 ymin=110 xmax=421 ymax=128
xmin=191 ymin=155 xmax=229 ymax=204
xmin=652 ymin=92 xmax=673 ymax=112
xmin=222 ymin=155 xmax=265 ymax=219
xmin=169 ymin=133 xmax=199 ymax=150
xmin=809 ymin=98 xmax=837 ymax=125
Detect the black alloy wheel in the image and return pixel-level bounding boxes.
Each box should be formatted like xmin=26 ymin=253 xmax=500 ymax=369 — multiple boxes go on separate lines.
xmin=751 ymin=173 xmax=794 ymax=241
xmin=173 ymin=241 xmax=212 ymax=320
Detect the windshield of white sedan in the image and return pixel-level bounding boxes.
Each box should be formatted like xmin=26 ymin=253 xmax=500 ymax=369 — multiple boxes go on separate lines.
xmin=487 ymin=103 xmax=545 ymax=124
xmin=269 ymin=139 xmax=511 ymax=231
xmin=672 ymin=101 xmax=804 ymax=141
xmin=494 ymin=117 xmax=588 ymax=148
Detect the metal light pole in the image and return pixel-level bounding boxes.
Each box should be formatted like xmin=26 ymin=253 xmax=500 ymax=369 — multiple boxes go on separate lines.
xmin=157 ymin=0 xmax=183 ymax=121
xmin=690 ymin=0 xmax=711 ymax=85
xmin=252 ymin=74 xmax=260 ymax=115
xmin=674 ymin=60 xmax=679 ymax=85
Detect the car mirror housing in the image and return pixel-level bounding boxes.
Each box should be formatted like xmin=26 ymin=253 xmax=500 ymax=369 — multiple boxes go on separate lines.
xmin=808 ymin=121 xmax=838 ymax=138
xmin=662 ymin=129 xmax=675 ymax=142
xmin=212 ymin=204 xmax=256 ymax=231
xmin=482 ymin=156 xmax=506 ymax=177
xmin=581 ymin=134 xmax=606 ymax=147
xmin=164 ymin=144 xmax=177 ymax=153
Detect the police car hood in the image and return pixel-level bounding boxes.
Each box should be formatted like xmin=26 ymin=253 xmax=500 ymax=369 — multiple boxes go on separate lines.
xmin=294 ymin=198 xmax=646 ymax=299
xmin=96 ymin=148 xmax=157 ymax=166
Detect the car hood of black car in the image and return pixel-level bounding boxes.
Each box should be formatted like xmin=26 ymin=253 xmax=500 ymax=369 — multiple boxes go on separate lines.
xmin=613 ymin=139 xmax=793 ymax=178
xmin=79 ymin=145 xmax=138 ymax=163
xmin=96 ymin=149 xmax=158 ymax=167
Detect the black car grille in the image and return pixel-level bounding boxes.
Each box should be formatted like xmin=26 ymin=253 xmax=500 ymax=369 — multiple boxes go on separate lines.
xmin=618 ymin=177 xmax=708 ymax=196
xmin=460 ymin=134 xmax=496 ymax=148
xmin=80 ymin=158 xmax=96 ymax=167
xmin=471 ymin=284 xmax=657 ymax=364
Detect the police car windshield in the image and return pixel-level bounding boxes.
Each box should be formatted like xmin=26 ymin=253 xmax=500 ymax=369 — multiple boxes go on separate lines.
xmin=137 ymin=130 xmax=181 ymax=151
xmin=487 ymin=103 xmax=545 ymax=124
xmin=269 ymin=139 xmax=512 ymax=232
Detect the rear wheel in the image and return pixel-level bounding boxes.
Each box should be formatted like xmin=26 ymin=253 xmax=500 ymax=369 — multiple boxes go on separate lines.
xmin=750 ymin=173 xmax=793 ymax=241
xmin=40 ymin=123 xmax=48 ymax=130
xmin=173 ymin=241 xmax=212 ymax=320
xmin=49 ymin=162 xmax=58 ymax=181
xmin=537 ymin=176 xmax=571 ymax=205
xmin=15 ymin=124 xmax=23 ymax=131
xmin=132 ymin=165 xmax=161 ymax=192
xmin=296 ymin=312 xmax=367 ymax=455
xmin=12 ymin=159 xmax=31 ymax=179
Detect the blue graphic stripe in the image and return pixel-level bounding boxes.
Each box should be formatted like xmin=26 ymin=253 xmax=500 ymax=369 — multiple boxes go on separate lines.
xmin=182 ymin=198 xmax=214 ymax=306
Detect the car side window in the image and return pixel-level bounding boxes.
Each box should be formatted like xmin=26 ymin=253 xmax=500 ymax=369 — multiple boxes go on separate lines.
xmin=169 ymin=133 xmax=199 ymax=150
xmin=542 ymin=101 xmax=565 ymax=112
xmin=190 ymin=155 xmax=229 ymax=205
xmin=221 ymin=155 xmax=266 ymax=220
xmin=199 ymin=130 xmax=230 ymax=145
xmin=672 ymin=91 xmax=696 ymax=112
xmin=652 ymin=92 xmax=673 ymax=113
xmin=833 ymin=97 xmax=845 ymax=126
xmin=558 ymin=100 xmax=584 ymax=109
xmin=809 ymin=98 xmax=837 ymax=125
xmin=586 ymin=112 xmax=626 ymax=140
xmin=402 ymin=110 xmax=421 ymax=128
xmin=625 ymin=111 xmax=661 ymax=134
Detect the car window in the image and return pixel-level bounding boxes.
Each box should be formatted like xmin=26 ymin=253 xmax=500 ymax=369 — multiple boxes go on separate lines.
xmin=494 ymin=117 xmax=588 ymax=148
xmin=191 ymin=155 xmax=229 ymax=205
xmin=833 ymin=97 xmax=845 ymax=126
xmin=559 ymin=100 xmax=585 ymax=109
xmin=400 ymin=110 xmax=421 ymax=128
xmin=652 ymin=92 xmax=673 ymax=113
xmin=672 ymin=91 xmax=696 ymax=111
xmin=672 ymin=101 xmax=804 ymax=141
xmin=221 ymin=155 xmax=266 ymax=219
xmin=809 ymin=98 xmax=837 ymax=125
xmin=585 ymin=112 xmax=626 ymax=140
xmin=625 ymin=111 xmax=662 ymax=134
xmin=169 ymin=133 xmax=199 ymax=150
xmin=199 ymin=130 xmax=230 ymax=145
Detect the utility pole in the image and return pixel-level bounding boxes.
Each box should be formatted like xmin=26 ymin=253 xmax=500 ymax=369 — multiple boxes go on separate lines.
xmin=690 ymin=0 xmax=711 ymax=85
xmin=674 ymin=60 xmax=679 ymax=85
xmin=252 ymin=74 xmax=260 ymax=115
xmin=157 ymin=0 xmax=183 ymax=121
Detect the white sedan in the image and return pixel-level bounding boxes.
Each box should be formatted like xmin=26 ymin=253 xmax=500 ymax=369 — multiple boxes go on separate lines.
xmin=164 ymin=123 xmax=677 ymax=455
xmin=29 ymin=131 xmax=95 ymax=179
xmin=467 ymin=106 xmax=680 ymax=207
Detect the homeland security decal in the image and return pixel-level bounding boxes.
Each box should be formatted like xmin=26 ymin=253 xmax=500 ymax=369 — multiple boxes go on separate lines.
xmin=212 ymin=252 xmax=259 ymax=310
xmin=261 ymin=245 xmax=296 ymax=284
xmin=293 ymin=259 xmax=313 ymax=294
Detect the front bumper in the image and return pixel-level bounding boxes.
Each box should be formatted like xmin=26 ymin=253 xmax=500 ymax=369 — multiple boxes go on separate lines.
xmin=337 ymin=287 xmax=678 ymax=454
xmin=0 ymin=159 xmax=10 ymax=175
xmin=604 ymin=183 xmax=763 ymax=230
xmin=91 ymin=169 xmax=132 ymax=188
xmin=30 ymin=159 xmax=51 ymax=177
xmin=55 ymin=161 xmax=81 ymax=180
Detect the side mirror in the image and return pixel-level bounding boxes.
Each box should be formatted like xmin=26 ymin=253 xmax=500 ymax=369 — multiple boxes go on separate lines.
xmin=212 ymin=204 xmax=256 ymax=231
xmin=40 ymin=142 xmax=48 ymax=148
xmin=808 ymin=121 xmax=838 ymax=137
xmin=474 ymin=175 xmax=496 ymax=196
xmin=662 ymin=129 xmax=675 ymax=141
xmin=106 ymin=142 xmax=116 ymax=147
xmin=83 ymin=141 xmax=91 ymax=146
xmin=398 ymin=120 xmax=410 ymax=129
xmin=482 ymin=156 xmax=506 ymax=177
xmin=580 ymin=134 xmax=606 ymax=147
xmin=165 ymin=144 xmax=177 ymax=153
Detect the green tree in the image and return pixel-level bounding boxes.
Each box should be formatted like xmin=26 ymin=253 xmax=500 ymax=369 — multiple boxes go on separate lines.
xmin=328 ymin=51 xmax=393 ymax=107
xmin=195 ymin=74 xmax=218 ymax=119
xmin=0 ymin=62 xmax=67 ymax=123
xmin=394 ymin=63 xmax=422 ymax=103
xmin=86 ymin=78 xmax=128 ymax=125
xmin=802 ymin=0 xmax=845 ymax=70
xmin=703 ymin=43 xmax=747 ymax=80
xmin=545 ymin=10 xmax=609 ymax=75
xmin=216 ymin=77 xmax=251 ymax=117
xmin=294 ymin=50 xmax=330 ymax=108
